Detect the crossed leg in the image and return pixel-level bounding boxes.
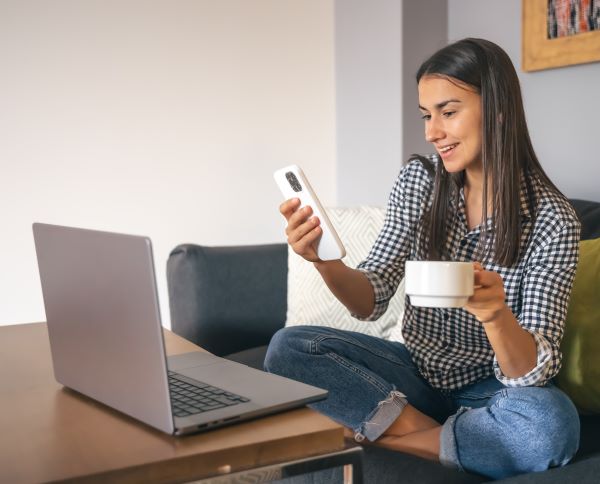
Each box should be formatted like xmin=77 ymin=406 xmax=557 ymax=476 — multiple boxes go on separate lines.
xmin=345 ymin=403 xmax=442 ymax=461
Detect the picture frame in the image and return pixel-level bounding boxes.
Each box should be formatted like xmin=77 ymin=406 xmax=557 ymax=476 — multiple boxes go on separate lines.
xmin=522 ymin=0 xmax=600 ymax=72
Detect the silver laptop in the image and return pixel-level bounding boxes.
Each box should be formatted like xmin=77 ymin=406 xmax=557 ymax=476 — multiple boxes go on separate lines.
xmin=32 ymin=223 xmax=327 ymax=436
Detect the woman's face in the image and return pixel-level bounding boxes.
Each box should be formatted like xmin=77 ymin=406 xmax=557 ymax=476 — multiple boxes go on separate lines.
xmin=418 ymin=75 xmax=482 ymax=174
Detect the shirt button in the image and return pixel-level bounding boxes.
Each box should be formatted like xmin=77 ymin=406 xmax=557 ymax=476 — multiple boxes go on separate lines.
xmin=460 ymin=239 xmax=468 ymax=247
xmin=443 ymin=312 xmax=450 ymax=321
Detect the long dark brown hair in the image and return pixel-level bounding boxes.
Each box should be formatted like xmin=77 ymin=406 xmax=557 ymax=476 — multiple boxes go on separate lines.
xmin=414 ymin=38 xmax=567 ymax=267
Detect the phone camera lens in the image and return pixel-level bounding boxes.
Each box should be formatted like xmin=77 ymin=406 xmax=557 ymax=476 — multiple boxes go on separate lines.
xmin=285 ymin=172 xmax=302 ymax=192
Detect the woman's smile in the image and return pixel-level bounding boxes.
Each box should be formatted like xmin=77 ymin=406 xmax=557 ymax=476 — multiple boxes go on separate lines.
xmin=437 ymin=142 xmax=459 ymax=159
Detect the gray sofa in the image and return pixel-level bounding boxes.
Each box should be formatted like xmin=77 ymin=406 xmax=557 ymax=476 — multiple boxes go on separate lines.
xmin=167 ymin=199 xmax=600 ymax=483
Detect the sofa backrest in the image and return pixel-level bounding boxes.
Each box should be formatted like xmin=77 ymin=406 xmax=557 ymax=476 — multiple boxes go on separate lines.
xmin=167 ymin=243 xmax=288 ymax=356
xmin=572 ymin=199 xmax=600 ymax=240
xmin=166 ymin=199 xmax=600 ymax=357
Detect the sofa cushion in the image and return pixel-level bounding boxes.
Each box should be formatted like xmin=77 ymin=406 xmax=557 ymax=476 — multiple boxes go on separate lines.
xmin=556 ymin=237 xmax=600 ymax=414
xmin=577 ymin=414 xmax=600 ymax=457
xmin=495 ymin=453 xmax=600 ymax=483
xmin=285 ymin=206 xmax=405 ymax=340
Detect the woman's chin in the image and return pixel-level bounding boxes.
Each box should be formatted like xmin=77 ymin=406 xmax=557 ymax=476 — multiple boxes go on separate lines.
xmin=441 ymin=160 xmax=465 ymax=173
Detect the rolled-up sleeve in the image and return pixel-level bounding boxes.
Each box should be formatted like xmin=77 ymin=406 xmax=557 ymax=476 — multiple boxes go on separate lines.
xmin=353 ymin=160 xmax=433 ymax=321
xmin=494 ymin=218 xmax=581 ymax=387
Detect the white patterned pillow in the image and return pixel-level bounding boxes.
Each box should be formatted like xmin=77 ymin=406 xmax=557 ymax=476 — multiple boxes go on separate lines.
xmin=286 ymin=206 xmax=404 ymax=342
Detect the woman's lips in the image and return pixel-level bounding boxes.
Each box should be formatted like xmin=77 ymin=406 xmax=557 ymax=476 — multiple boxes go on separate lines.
xmin=438 ymin=143 xmax=458 ymax=159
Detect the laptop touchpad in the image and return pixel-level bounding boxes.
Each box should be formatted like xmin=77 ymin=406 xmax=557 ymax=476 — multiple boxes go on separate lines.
xmin=167 ymin=351 xmax=221 ymax=370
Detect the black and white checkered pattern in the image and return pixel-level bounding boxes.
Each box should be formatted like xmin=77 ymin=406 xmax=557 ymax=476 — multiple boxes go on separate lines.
xmin=356 ymin=156 xmax=581 ymax=390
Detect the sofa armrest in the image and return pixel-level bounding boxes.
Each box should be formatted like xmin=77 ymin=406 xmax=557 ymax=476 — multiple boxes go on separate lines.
xmin=167 ymin=243 xmax=287 ymax=357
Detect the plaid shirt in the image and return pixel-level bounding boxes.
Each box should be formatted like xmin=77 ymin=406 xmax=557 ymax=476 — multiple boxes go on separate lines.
xmin=356 ymin=157 xmax=580 ymax=390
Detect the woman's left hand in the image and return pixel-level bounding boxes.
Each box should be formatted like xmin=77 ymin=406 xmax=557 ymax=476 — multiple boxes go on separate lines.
xmin=464 ymin=262 xmax=509 ymax=324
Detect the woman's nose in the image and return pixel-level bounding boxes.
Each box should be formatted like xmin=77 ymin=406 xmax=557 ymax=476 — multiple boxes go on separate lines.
xmin=425 ymin=118 xmax=444 ymax=143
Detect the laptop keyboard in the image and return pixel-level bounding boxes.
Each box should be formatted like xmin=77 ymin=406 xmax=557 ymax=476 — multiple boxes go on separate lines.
xmin=168 ymin=371 xmax=250 ymax=418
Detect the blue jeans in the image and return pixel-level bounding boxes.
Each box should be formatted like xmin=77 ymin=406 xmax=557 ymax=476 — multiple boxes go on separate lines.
xmin=264 ymin=326 xmax=580 ymax=479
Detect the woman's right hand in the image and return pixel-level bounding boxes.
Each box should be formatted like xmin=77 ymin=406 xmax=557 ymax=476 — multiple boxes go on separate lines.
xmin=279 ymin=198 xmax=322 ymax=262
xmin=280 ymin=198 xmax=375 ymax=318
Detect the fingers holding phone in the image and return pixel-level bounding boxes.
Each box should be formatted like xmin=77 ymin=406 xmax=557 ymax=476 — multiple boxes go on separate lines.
xmin=280 ymin=200 xmax=322 ymax=262
xmin=274 ymin=165 xmax=346 ymax=261
xmin=279 ymin=197 xmax=301 ymax=221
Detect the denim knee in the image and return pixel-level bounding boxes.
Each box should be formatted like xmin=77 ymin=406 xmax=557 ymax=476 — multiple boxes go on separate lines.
xmin=265 ymin=325 xmax=359 ymax=374
xmin=501 ymin=386 xmax=579 ymax=464
xmin=263 ymin=327 xmax=293 ymax=373
xmin=509 ymin=386 xmax=580 ymax=470
xmin=264 ymin=326 xmax=311 ymax=374
xmin=443 ymin=385 xmax=580 ymax=479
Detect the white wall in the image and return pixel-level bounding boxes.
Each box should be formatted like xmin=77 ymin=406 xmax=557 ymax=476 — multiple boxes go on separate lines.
xmin=448 ymin=0 xmax=600 ymax=202
xmin=0 ymin=0 xmax=336 ymax=326
xmin=334 ymin=0 xmax=447 ymax=207
xmin=334 ymin=0 xmax=403 ymax=207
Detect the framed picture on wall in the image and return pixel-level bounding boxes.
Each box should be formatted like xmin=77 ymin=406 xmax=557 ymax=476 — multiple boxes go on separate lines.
xmin=522 ymin=0 xmax=600 ymax=71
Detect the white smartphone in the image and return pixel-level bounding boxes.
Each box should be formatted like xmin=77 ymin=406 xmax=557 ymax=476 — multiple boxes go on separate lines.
xmin=274 ymin=164 xmax=346 ymax=261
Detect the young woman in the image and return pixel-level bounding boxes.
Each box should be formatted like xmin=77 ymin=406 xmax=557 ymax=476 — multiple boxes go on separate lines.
xmin=264 ymin=38 xmax=581 ymax=479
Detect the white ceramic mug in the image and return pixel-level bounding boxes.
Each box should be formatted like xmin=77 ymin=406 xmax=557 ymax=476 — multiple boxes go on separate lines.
xmin=405 ymin=261 xmax=474 ymax=308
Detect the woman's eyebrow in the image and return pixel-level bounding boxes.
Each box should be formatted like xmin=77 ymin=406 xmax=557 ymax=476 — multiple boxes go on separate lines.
xmin=418 ymin=99 xmax=462 ymax=111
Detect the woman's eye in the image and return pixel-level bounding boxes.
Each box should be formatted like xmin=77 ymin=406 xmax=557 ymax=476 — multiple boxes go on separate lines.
xmin=443 ymin=111 xmax=455 ymax=118
xmin=420 ymin=114 xmax=431 ymax=121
